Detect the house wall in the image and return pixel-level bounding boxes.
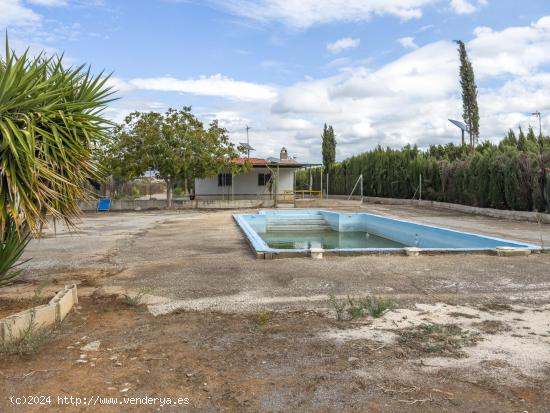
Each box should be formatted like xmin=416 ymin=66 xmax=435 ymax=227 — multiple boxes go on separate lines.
xmin=195 ymin=168 xmax=296 ymax=199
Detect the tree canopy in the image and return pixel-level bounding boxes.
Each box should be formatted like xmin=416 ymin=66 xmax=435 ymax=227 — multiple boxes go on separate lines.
xmin=103 ymin=107 xmax=246 ymax=206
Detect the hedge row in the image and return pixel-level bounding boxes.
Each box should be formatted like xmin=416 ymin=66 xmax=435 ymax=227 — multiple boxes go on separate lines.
xmin=297 ymin=129 xmax=550 ymax=212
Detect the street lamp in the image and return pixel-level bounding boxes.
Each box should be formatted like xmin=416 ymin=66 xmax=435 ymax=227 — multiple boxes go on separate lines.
xmin=448 ymin=119 xmax=470 ymax=146
xmin=532 ymin=111 xmax=542 ymax=137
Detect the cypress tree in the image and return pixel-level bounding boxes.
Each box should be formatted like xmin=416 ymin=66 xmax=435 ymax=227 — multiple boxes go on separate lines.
xmin=322 ymin=123 xmax=337 ymax=170
xmin=456 ymin=40 xmax=480 ymax=149
xmin=501 ymin=129 xmax=517 ymax=148
xmin=518 ymin=127 xmax=527 ymax=152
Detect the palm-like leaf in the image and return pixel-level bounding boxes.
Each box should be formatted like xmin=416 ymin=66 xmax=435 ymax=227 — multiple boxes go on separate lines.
xmin=1 ymin=38 xmax=115 ymax=282
xmin=0 ymin=38 xmax=115 ymax=236
xmin=0 ymin=216 xmax=30 ymax=286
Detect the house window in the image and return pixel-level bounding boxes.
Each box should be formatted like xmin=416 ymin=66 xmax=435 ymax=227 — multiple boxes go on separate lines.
xmin=218 ymin=173 xmax=232 ymax=187
xmin=258 ymin=173 xmax=271 ymax=186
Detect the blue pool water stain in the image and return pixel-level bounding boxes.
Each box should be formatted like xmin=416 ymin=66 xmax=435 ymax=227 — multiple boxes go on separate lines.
xmin=258 ymin=229 xmax=405 ymax=250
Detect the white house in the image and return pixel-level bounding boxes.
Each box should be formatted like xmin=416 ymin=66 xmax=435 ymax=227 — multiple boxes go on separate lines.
xmin=194 ymin=147 xmax=313 ymax=201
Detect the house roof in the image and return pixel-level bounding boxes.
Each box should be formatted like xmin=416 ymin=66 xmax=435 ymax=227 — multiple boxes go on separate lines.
xmin=232 ymin=157 xmax=268 ymax=165
xmin=231 ymin=157 xmax=319 ymax=168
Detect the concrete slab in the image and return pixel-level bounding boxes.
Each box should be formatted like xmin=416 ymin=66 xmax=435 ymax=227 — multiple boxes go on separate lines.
xmin=7 ymin=207 xmax=549 ymax=314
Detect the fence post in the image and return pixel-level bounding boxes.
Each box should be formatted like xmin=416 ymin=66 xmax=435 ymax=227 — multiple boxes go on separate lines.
xmin=320 ymin=167 xmax=323 ymax=200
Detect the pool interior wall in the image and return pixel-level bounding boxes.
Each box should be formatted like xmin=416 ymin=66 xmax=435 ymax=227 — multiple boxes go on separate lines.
xmin=233 ymin=209 xmax=542 ymax=258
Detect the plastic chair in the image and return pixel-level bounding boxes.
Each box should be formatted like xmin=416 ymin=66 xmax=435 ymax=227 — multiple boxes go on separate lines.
xmin=97 ymin=198 xmax=111 ymax=212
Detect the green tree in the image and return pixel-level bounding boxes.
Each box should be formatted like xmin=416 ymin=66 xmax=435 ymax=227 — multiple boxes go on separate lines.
xmin=1 ymin=39 xmax=114 ymax=284
xmin=322 ymin=123 xmax=336 ymax=170
xmin=105 ymin=108 xmax=245 ymax=207
xmin=456 ymin=40 xmax=480 ymax=148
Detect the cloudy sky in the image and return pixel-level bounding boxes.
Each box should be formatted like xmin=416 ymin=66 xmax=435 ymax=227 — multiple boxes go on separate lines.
xmin=2 ymin=0 xmax=550 ymax=161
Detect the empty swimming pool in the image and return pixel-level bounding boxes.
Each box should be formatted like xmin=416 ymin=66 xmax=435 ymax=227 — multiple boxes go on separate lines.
xmin=233 ymin=210 xmax=543 ymax=259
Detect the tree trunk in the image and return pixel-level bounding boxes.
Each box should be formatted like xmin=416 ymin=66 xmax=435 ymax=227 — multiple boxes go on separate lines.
xmin=183 ymin=178 xmax=189 ymax=196
xmin=165 ymin=178 xmax=172 ymax=209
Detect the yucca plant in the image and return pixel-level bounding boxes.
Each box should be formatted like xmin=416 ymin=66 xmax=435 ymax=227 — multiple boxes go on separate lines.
xmin=0 ymin=37 xmax=115 ymax=285
xmin=0 ymin=217 xmax=30 ymax=286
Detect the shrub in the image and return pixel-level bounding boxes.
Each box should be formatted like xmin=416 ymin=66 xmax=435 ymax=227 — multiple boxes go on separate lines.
xmin=328 ymin=294 xmax=396 ymax=321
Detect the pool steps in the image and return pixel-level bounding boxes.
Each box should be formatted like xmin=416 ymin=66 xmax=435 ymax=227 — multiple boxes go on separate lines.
xmin=266 ymin=214 xmax=330 ymax=231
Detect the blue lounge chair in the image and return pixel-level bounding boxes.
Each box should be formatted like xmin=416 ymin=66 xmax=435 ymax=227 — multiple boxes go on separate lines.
xmin=97 ymin=198 xmax=111 ymax=212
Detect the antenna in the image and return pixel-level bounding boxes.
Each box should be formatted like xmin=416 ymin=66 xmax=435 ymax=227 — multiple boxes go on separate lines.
xmin=246 ymin=125 xmax=251 ymax=158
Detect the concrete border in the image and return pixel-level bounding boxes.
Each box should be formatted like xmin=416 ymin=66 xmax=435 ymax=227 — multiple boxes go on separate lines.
xmin=233 ymin=210 xmax=543 ymax=259
xmin=295 ymin=199 xmax=362 ymax=208
xmin=79 ymin=198 xmax=274 ymax=211
xmin=0 ymin=285 xmax=78 ymax=345
xmin=362 ymin=196 xmax=550 ymax=224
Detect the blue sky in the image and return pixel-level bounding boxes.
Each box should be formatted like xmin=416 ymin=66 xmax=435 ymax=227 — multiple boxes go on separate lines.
xmin=2 ymin=0 xmax=550 ymax=161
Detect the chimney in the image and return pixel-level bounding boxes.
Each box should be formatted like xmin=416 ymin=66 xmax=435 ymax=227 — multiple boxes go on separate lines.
xmin=280 ymin=146 xmax=288 ymax=160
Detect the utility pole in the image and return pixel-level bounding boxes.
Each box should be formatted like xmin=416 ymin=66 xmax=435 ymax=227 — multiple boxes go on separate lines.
xmin=532 ymin=111 xmax=542 ymax=137
xmin=245 ymin=125 xmax=251 ymax=158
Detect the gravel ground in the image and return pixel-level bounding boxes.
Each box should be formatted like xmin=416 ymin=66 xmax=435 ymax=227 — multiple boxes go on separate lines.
xmin=9 ymin=205 xmax=550 ymax=311
xmin=2 ymin=205 xmax=549 ymax=412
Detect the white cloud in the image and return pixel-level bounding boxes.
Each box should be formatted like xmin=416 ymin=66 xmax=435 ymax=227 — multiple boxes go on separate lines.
xmin=214 ymin=0 xmax=490 ymax=28
xmin=216 ymin=0 xmax=435 ymax=29
xmin=325 ymin=57 xmax=352 ymax=69
xmin=0 ymin=0 xmax=70 ymax=29
xmin=272 ymin=78 xmax=339 ymax=114
xmin=105 ymin=100 xmax=168 ymax=124
xmin=450 ymin=0 xmax=487 ymax=15
xmin=3 ymin=0 xmax=544 ymax=164
xmin=111 ymin=74 xmax=277 ymax=102
xmin=327 ymin=37 xmax=360 ymax=54
xmin=27 ymin=0 xmax=67 ymax=6
xmin=258 ymin=15 xmax=550 ymax=160
xmin=397 ymin=36 xmax=418 ymax=49
xmin=269 ymin=117 xmax=315 ymax=130
xmin=0 ymin=0 xmax=80 ymax=58
xmin=0 ymin=0 xmax=41 ymax=27
xmin=469 ymin=17 xmax=550 ymax=78
xmin=104 ymin=15 xmax=550 ymax=162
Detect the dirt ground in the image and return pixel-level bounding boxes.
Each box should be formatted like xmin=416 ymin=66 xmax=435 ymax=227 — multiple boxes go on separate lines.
xmin=2 ymin=296 xmax=549 ymax=412
xmin=1 ymin=205 xmax=550 ymax=412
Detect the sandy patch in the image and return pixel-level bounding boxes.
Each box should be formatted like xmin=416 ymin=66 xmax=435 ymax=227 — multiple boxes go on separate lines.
xmin=321 ymin=302 xmax=550 ymax=380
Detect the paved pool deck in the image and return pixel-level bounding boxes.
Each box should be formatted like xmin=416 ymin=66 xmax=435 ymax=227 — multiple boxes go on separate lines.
xmin=8 ymin=204 xmax=550 ymax=312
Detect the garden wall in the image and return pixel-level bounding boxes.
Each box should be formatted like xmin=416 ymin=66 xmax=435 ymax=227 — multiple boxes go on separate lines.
xmin=363 ymin=196 xmax=550 ymax=224
xmin=0 ymin=285 xmax=78 ymax=345
xmin=78 ymin=198 xmax=275 ymax=211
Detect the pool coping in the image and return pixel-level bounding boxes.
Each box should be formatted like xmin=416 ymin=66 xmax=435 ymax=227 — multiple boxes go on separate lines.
xmin=233 ymin=210 xmax=547 ymax=259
